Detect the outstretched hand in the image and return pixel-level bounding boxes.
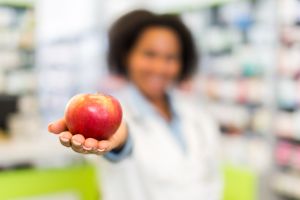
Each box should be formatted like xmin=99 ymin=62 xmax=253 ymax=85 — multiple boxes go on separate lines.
xmin=48 ymin=118 xmax=128 ymax=155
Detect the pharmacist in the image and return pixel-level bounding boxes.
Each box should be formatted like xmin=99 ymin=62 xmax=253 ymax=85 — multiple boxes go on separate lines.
xmin=48 ymin=9 xmax=222 ymax=200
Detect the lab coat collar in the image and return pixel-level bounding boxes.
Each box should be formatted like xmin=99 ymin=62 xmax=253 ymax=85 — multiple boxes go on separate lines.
xmin=125 ymin=83 xmax=179 ymax=122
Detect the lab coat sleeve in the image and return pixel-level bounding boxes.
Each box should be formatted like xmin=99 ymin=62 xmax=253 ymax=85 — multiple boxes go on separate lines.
xmin=104 ymin=133 xmax=133 ymax=162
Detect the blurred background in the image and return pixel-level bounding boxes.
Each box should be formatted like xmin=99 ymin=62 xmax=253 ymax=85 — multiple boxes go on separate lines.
xmin=0 ymin=0 xmax=300 ymax=199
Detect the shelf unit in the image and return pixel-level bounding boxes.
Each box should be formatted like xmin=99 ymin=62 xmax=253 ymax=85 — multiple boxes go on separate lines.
xmin=179 ymin=0 xmax=276 ymax=199
xmin=0 ymin=0 xmax=38 ymax=140
xmin=179 ymin=0 xmax=300 ymax=199
xmin=271 ymin=0 xmax=300 ymax=199
xmin=0 ymin=0 xmax=78 ymax=171
xmin=180 ymin=0 xmax=276 ymax=169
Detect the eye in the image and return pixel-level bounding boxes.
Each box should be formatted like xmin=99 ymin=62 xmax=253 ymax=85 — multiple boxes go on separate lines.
xmin=166 ymin=54 xmax=180 ymax=62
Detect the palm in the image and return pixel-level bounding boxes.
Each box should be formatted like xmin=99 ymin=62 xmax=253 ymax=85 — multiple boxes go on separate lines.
xmin=48 ymin=118 xmax=127 ymax=155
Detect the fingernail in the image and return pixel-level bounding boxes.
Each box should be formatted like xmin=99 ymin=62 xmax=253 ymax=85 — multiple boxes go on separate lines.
xmin=61 ymin=137 xmax=69 ymax=143
xmin=72 ymin=140 xmax=81 ymax=146
xmin=48 ymin=123 xmax=53 ymax=130
xmin=83 ymin=146 xmax=92 ymax=151
xmin=97 ymin=148 xmax=106 ymax=152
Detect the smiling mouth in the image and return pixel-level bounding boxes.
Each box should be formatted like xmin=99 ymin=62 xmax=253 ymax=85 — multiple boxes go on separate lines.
xmin=146 ymin=76 xmax=166 ymax=87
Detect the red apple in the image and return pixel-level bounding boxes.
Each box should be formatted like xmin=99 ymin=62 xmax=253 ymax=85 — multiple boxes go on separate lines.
xmin=64 ymin=93 xmax=122 ymax=140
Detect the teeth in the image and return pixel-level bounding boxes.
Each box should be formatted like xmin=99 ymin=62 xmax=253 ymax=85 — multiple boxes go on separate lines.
xmin=149 ymin=76 xmax=164 ymax=83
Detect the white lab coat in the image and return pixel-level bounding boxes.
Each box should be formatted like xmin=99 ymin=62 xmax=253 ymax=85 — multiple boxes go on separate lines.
xmin=97 ymin=85 xmax=222 ymax=200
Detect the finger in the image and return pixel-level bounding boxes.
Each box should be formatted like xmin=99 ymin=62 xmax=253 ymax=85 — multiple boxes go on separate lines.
xmin=59 ymin=131 xmax=72 ymax=147
xmin=71 ymin=145 xmax=88 ymax=154
xmin=71 ymin=134 xmax=87 ymax=154
xmin=83 ymin=138 xmax=98 ymax=153
xmin=48 ymin=118 xmax=67 ymax=134
xmin=96 ymin=140 xmax=111 ymax=155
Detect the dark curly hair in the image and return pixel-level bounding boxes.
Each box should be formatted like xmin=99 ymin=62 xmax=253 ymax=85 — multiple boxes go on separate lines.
xmin=107 ymin=9 xmax=198 ymax=82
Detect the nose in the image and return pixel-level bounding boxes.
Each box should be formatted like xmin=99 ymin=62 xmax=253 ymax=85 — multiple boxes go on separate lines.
xmin=152 ymin=56 xmax=168 ymax=75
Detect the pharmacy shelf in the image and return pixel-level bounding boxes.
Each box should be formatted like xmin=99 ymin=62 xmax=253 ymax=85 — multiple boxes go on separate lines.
xmin=0 ymin=134 xmax=81 ymax=168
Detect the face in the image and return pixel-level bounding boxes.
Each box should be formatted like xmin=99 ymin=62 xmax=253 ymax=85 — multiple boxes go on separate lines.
xmin=127 ymin=26 xmax=181 ymax=100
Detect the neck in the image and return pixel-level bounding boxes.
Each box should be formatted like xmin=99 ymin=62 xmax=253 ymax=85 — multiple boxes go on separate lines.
xmin=147 ymin=94 xmax=166 ymax=105
xmin=138 ymin=89 xmax=172 ymax=122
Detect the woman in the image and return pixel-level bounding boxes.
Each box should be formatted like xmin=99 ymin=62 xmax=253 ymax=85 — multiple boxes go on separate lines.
xmin=48 ymin=10 xmax=222 ymax=200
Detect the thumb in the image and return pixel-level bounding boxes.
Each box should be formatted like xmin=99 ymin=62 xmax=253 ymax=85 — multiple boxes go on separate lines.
xmin=48 ymin=118 xmax=67 ymax=134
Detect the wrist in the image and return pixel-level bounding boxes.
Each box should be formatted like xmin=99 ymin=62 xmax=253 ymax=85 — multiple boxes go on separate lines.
xmin=112 ymin=122 xmax=128 ymax=153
